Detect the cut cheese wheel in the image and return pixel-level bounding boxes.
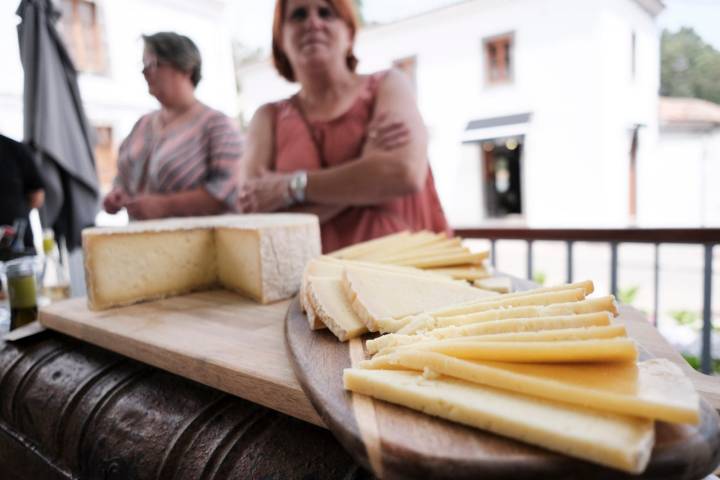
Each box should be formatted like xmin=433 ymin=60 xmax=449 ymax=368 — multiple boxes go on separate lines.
xmin=306 ymin=276 xmax=367 ymax=341
xmin=382 ymin=338 xmax=638 ymax=363
xmin=343 ymin=369 xmax=654 ymax=474
xmin=83 ymin=214 xmax=321 ymax=310
xmin=360 ymin=352 xmax=698 ymax=424
xmin=342 ymin=266 xmax=499 ymax=332
xmin=391 ymin=295 xmax=618 ymax=335
xmin=367 ymin=312 xmax=615 ymax=354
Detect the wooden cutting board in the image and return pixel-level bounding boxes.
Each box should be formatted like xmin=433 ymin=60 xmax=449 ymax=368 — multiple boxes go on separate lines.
xmin=39 ymin=290 xmax=323 ymax=427
xmin=286 ymin=299 xmax=720 ymax=479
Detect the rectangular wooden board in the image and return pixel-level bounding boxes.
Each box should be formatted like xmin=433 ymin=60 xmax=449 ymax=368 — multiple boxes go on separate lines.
xmin=39 ymin=290 xmax=324 ymax=427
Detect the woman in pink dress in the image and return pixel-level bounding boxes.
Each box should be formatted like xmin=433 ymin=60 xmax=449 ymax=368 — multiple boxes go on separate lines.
xmin=237 ymin=0 xmax=449 ymax=253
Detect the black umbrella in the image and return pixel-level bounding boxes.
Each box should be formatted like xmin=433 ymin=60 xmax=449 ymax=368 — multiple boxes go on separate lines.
xmin=16 ymin=0 xmax=99 ymax=251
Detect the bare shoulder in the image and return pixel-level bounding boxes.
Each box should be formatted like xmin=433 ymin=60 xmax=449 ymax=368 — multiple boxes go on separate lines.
xmin=377 ymin=68 xmax=414 ymax=96
xmin=250 ymin=103 xmax=277 ymax=128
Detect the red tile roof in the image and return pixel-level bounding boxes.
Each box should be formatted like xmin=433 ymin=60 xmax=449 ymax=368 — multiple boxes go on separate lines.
xmin=660 ymin=97 xmax=720 ymax=126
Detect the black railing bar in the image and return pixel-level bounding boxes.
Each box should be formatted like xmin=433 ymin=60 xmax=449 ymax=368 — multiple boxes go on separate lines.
xmin=527 ymin=240 xmax=534 ymax=281
xmin=653 ymin=243 xmax=660 ymax=328
xmin=610 ymin=241 xmax=619 ymax=298
xmin=566 ymin=240 xmax=574 ymax=284
xmin=455 ymin=228 xmax=720 ymax=245
xmin=490 ymin=239 xmax=497 ymax=269
xmin=702 ymin=244 xmax=714 ymax=374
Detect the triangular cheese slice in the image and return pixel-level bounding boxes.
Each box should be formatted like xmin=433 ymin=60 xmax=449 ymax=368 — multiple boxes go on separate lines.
xmin=342 ymin=266 xmax=499 ymax=332
xmin=343 ymin=368 xmax=654 ymax=474
xmin=306 ymin=277 xmax=367 ymax=341
xmin=361 ymin=352 xmax=699 ymax=424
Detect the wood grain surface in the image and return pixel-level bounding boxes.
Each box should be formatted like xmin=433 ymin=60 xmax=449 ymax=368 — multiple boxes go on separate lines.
xmin=39 ymin=290 xmax=323 ymax=427
xmin=286 ymin=297 xmax=720 ymax=480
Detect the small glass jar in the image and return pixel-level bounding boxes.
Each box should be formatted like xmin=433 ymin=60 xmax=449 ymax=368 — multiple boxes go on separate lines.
xmin=5 ymin=257 xmax=38 ymax=330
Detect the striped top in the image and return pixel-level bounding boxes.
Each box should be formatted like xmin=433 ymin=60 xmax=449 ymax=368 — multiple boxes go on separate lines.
xmin=115 ymin=102 xmax=243 ymax=208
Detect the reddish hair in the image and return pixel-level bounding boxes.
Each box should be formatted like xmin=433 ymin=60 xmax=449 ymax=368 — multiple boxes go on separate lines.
xmin=272 ymin=0 xmax=360 ymax=82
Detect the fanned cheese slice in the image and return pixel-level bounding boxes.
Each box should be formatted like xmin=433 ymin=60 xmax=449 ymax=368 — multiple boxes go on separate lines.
xmin=306 ymin=277 xmax=367 ymax=341
xmin=330 ymin=231 xmax=442 ymax=259
xmin=361 ymin=353 xmax=699 ymax=424
xmin=300 ymin=256 xmax=460 ymax=330
xmin=431 ymin=280 xmax=595 ymax=317
xmin=342 ymin=266 xmax=499 ymax=332
xmin=474 ymin=276 xmax=513 ymax=293
xmin=343 ymin=369 xmax=654 ymax=474
xmin=394 ymin=251 xmax=488 ymax=268
xmin=377 ymin=338 xmax=638 ymax=363
xmin=366 ymin=315 xmax=618 ymax=355
xmin=425 ymin=266 xmax=491 ymax=280
xmin=391 ymin=295 xmax=618 ymax=335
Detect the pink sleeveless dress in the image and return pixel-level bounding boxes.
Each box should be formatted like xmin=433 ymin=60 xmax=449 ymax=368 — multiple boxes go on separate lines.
xmin=273 ymin=71 xmax=450 ymax=253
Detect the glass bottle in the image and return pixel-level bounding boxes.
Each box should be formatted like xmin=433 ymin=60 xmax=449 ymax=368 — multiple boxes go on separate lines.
xmin=6 ymin=257 xmax=38 ymax=330
xmin=40 ymin=229 xmax=71 ymax=302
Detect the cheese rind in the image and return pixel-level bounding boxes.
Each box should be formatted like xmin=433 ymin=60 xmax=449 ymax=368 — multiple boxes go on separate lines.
xmin=343 ymin=369 xmax=654 ymax=474
xmin=307 ymin=276 xmax=367 ymax=341
xmin=83 ymin=214 xmax=321 ymax=309
xmin=361 ymin=352 xmax=699 ymax=424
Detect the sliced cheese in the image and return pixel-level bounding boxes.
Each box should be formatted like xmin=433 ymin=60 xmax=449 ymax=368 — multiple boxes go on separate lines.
xmin=343 ymin=266 xmax=498 ymax=332
xmin=394 ymin=251 xmax=488 ymax=268
xmin=425 ymin=266 xmax=491 ymax=281
xmin=381 ymin=338 xmax=638 ymax=363
xmin=331 ymin=231 xmax=442 ymax=259
xmin=392 ymin=296 xmax=618 ymax=335
xmin=368 ymin=312 xmax=614 ymax=354
xmin=328 ymin=231 xmax=411 ymax=259
xmin=430 ymin=280 xmax=595 ymax=318
xmin=367 ymin=246 xmax=471 ymax=264
xmin=343 ymin=369 xmax=654 ymax=474
xmin=306 ymin=276 xmax=367 ymax=341
xmin=474 ymin=276 xmax=513 ymax=293
xmin=361 ymin=352 xmax=698 ymax=424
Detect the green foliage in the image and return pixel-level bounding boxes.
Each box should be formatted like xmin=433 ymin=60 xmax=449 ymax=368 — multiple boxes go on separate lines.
xmin=617 ymin=285 xmax=639 ymax=306
xmin=682 ymin=353 xmax=720 ymax=374
xmin=532 ymin=271 xmax=546 ymax=286
xmin=661 ymin=28 xmax=720 ymax=104
xmin=670 ymin=310 xmax=701 ymax=329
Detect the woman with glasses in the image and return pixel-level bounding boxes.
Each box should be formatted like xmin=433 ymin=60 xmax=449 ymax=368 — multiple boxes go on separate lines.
xmin=236 ymin=0 xmax=449 ymax=253
xmin=103 ymin=32 xmax=243 ymax=220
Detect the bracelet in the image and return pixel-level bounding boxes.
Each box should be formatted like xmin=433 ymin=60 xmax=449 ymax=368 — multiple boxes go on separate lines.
xmin=288 ymin=170 xmax=307 ymax=204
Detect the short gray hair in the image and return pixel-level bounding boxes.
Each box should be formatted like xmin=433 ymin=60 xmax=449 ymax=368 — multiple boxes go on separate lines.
xmin=142 ymin=32 xmax=202 ymax=87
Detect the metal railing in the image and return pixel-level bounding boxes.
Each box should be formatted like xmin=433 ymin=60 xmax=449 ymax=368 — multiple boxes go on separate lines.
xmin=455 ymin=227 xmax=720 ymax=374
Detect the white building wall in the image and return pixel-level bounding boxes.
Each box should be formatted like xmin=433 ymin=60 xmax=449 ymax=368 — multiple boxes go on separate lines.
xmin=0 ymin=0 xmax=237 ymax=160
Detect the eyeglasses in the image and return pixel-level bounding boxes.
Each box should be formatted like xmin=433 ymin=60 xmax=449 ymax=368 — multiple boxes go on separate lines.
xmin=141 ymin=58 xmax=165 ymax=75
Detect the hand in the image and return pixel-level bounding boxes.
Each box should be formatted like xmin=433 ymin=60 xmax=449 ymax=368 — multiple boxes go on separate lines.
xmin=366 ymin=112 xmax=410 ymax=152
xmin=103 ymin=187 xmax=128 ymax=214
xmin=125 ymin=194 xmax=170 ymax=220
xmin=236 ymin=171 xmax=293 ymax=213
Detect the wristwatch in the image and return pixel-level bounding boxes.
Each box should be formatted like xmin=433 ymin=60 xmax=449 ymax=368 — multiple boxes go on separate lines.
xmin=288 ymin=170 xmax=308 ymax=204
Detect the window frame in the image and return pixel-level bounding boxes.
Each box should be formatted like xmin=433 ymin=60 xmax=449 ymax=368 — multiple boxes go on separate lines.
xmin=482 ymin=32 xmax=515 ymax=87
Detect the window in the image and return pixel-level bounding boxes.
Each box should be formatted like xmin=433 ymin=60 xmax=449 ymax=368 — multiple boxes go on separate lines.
xmin=58 ymin=0 xmax=108 ymax=74
xmin=94 ymin=126 xmax=116 ymax=193
xmin=483 ymin=33 xmax=514 ymax=85
xmin=393 ymin=56 xmax=417 ymax=92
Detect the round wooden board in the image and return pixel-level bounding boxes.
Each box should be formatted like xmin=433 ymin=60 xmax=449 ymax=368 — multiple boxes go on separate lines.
xmin=285 ymin=297 xmax=720 ymax=479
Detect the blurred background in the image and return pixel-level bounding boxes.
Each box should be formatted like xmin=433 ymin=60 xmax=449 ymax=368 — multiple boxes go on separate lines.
xmin=1 ymin=0 xmax=719 ymax=368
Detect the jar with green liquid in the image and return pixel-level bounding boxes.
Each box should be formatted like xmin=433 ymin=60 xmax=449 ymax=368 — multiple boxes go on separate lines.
xmin=6 ymin=257 xmax=38 ymax=329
